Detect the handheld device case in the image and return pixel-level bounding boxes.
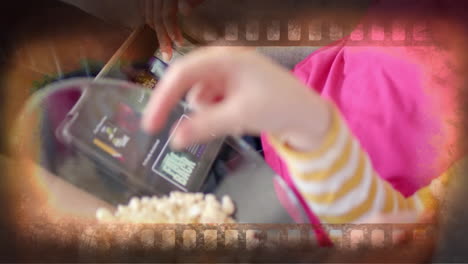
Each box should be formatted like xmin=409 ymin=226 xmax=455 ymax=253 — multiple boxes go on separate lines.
xmin=57 ymin=79 xmax=224 ymax=197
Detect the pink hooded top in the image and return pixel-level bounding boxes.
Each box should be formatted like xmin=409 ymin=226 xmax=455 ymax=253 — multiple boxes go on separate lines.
xmin=262 ymin=0 xmax=462 ymax=245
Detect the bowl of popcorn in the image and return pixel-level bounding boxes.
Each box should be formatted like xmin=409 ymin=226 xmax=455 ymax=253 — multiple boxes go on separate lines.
xmin=96 ymin=192 xmax=237 ymax=224
xmin=94 ymin=192 xmax=273 ymax=249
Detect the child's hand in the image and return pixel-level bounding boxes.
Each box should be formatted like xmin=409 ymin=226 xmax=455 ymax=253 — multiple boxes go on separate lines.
xmin=140 ymin=0 xmax=204 ymax=61
xmin=142 ymin=47 xmax=331 ymax=152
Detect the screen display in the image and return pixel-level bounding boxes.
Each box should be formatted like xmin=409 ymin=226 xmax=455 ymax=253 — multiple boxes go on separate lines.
xmin=150 ymin=115 xmax=209 ymax=190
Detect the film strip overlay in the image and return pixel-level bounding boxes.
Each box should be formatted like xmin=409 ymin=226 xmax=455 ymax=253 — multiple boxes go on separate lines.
xmin=18 ymin=222 xmax=435 ymax=262
xmin=189 ymin=18 xmax=434 ymax=47
xmin=68 ymin=223 xmax=435 ymax=251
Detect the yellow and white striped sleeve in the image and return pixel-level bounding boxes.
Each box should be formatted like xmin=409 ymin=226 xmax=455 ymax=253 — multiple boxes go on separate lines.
xmin=268 ymin=106 xmax=433 ymax=224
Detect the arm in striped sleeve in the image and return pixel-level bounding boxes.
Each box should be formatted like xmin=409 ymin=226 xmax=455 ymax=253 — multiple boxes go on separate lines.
xmin=268 ymin=106 xmax=433 ymax=224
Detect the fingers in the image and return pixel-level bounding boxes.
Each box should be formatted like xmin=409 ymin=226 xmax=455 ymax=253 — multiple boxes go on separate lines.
xmin=171 ymin=105 xmax=236 ymax=149
xmin=143 ymin=0 xmax=199 ymax=61
xmin=163 ymin=0 xmax=183 ymax=45
xmin=142 ymin=50 xmax=229 ymax=133
xmin=186 ymin=81 xmax=224 ymax=110
xmin=185 ymin=83 xmax=207 ymax=110
xmin=143 ymin=0 xmax=172 ymax=60
xmin=152 ymin=0 xmax=173 ymax=61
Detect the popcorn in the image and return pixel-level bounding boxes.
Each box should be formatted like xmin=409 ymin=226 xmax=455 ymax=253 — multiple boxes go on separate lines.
xmin=96 ymin=208 xmax=113 ymax=221
xmin=222 ymin=195 xmax=235 ymax=215
xmin=95 ymin=193 xmax=273 ymax=249
xmin=96 ymin=192 xmax=236 ymax=224
xmin=128 ymin=197 xmax=140 ymax=211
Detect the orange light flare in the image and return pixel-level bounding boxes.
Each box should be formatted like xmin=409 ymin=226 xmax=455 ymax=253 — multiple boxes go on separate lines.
xmin=6 ymin=97 xmax=119 ymax=246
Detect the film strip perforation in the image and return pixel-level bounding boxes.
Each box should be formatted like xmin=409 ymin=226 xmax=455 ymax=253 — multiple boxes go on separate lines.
xmin=23 ymin=222 xmax=436 ymax=256
xmin=200 ymin=18 xmax=433 ymax=46
xmin=122 ymin=224 xmax=435 ymax=250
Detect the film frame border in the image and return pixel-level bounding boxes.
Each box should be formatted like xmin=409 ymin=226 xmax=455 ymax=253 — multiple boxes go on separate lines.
xmin=19 ymin=222 xmax=435 ymax=262
xmin=185 ymin=17 xmax=433 ymax=47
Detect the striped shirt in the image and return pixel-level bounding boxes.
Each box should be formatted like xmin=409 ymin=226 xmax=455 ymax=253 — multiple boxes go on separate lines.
xmin=269 ymin=106 xmax=440 ymax=224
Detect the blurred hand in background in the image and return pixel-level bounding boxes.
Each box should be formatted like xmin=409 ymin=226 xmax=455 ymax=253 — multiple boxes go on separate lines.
xmin=140 ymin=0 xmax=204 ymax=61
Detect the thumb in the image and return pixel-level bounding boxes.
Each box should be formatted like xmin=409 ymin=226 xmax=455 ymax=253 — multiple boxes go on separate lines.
xmin=170 ymin=106 xmax=237 ymax=149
